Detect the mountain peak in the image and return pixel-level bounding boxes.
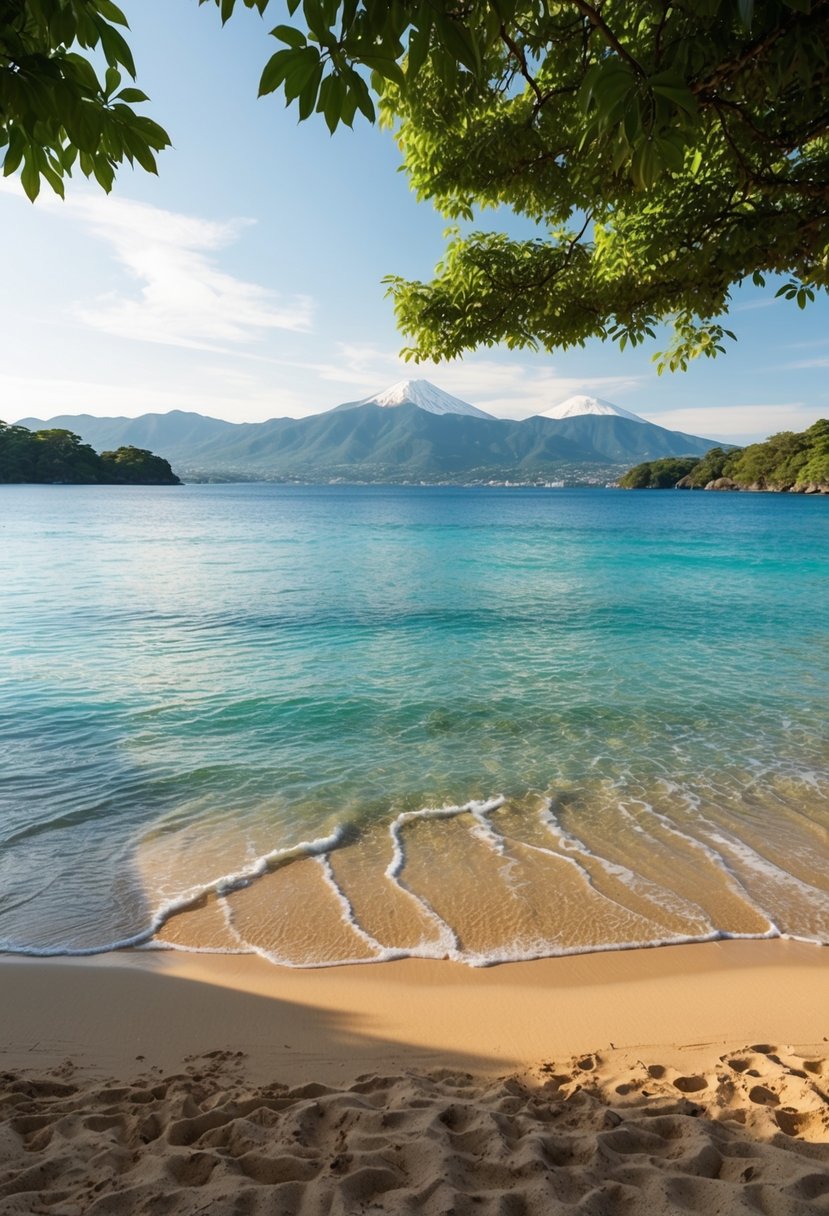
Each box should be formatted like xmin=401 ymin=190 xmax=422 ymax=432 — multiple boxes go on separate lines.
xmin=539 ymin=395 xmax=646 ymax=424
xmin=359 ymin=379 xmax=494 ymax=420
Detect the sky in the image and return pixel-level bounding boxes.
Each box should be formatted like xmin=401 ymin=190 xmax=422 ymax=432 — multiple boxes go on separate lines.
xmin=3 ymin=0 xmax=828 ymax=444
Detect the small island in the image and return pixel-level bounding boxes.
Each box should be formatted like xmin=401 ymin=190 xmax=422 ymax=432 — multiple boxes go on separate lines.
xmin=619 ymin=419 xmax=829 ymax=493
xmin=0 ymin=421 xmax=180 ymax=485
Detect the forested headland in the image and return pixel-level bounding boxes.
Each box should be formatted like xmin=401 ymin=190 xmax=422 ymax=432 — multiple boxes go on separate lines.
xmin=619 ymin=420 xmax=829 ymax=492
xmin=0 ymin=422 xmax=180 ymax=485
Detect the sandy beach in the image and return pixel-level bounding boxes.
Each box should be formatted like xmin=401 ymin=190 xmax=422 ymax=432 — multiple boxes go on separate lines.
xmin=2 ymin=940 xmax=829 ymax=1212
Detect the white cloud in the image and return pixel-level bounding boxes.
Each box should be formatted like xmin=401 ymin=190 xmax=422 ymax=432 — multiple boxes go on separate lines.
xmin=5 ymin=348 xmax=647 ymax=425
xmin=435 ymin=364 xmax=644 ymax=420
xmin=302 ymin=343 xmax=645 ymax=418
xmin=3 ymin=372 xmax=308 ymax=423
xmin=785 ymin=357 xmax=829 ymax=369
xmin=0 ymin=181 xmax=313 ymax=350
xmin=732 ymin=297 xmax=781 ymax=313
xmin=640 ymin=402 xmax=825 ymax=443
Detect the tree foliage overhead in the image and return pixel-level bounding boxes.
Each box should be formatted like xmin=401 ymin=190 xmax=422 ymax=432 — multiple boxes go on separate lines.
xmin=0 ymin=0 xmax=169 ymax=199
xmin=226 ymin=0 xmax=829 ymax=369
xmin=3 ymin=0 xmax=828 ymax=368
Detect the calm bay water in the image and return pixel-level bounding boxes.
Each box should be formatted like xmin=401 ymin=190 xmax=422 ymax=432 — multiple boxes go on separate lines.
xmin=1 ymin=483 xmax=828 ymax=965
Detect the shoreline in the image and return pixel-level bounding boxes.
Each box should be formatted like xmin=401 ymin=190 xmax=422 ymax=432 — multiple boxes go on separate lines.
xmin=3 ymin=937 xmax=828 ymax=1084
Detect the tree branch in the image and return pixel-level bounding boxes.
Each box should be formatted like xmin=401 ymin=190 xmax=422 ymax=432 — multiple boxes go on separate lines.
xmin=693 ymin=0 xmax=829 ymax=99
xmin=498 ymin=25 xmax=543 ymax=105
xmin=568 ymin=0 xmax=645 ymax=76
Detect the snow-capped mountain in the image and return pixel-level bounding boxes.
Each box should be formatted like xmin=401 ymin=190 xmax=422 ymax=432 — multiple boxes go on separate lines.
xmin=23 ymin=388 xmax=721 ymax=478
xmin=357 ymin=379 xmax=495 ymax=420
xmin=539 ymin=395 xmax=646 ymax=424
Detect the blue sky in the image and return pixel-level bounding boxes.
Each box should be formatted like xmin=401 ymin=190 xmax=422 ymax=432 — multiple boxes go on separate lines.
xmin=3 ymin=0 xmax=828 ymax=443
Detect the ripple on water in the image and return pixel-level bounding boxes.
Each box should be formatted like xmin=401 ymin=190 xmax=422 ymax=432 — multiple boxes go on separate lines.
xmin=1 ymin=484 xmax=827 ymax=963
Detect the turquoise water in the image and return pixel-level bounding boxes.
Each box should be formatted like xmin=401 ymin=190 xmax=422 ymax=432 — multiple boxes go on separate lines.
xmin=1 ymin=484 xmax=828 ymax=964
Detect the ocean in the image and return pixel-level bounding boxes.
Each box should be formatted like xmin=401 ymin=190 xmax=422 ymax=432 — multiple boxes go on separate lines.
xmin=2 ymin=483 xmax=828 ymax=966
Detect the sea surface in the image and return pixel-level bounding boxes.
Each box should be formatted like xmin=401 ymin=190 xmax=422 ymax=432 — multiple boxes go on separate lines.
xmin=2 ymin=484 xmax=828 ymax=966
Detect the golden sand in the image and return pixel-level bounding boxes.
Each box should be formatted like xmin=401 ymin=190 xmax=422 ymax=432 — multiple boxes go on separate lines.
xmin=1 ymin=941 xmax=828 ymax=1213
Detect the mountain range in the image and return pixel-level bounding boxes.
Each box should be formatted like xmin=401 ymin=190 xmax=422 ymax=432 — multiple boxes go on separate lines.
xmin=18 ymin=381 xmax=721 ymax=482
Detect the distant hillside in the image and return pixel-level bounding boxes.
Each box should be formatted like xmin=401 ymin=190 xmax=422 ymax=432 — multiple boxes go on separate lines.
xmin=176 ymin=406 xmax=716 ymax=478
xmin=18 ymin=386 xmax=719 ymax=483
xmin=16 ymin=410 xmax=239 ymax=465
xmin=619 ymin=420 xmax=829 ymax=492
xmin=0 ymin=421 xmax=180 ymax=485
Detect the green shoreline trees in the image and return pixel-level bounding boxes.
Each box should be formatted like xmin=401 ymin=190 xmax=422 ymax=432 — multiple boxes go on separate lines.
xmin=0 ymin=422 xmax=181 ymax=484
xmin=2 ymin=1 xmax=827 ymax=370
xmin=619 ymin=419 xmax=829 ymax=489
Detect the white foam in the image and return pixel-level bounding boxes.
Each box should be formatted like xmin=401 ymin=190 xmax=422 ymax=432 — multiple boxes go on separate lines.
xmin=7 ymin=784 xmax=828 ymax=968
xmin=652 ymin=780 xmax=821 ymax=930
xmin=316 ymin=854 xmax=387 ymax=957
xmin=541 ymin=798 xmax=708 ymax=928
xmin=385 ymin=797 xmax=507 ymax=959
xmin=0 ymin=825 xmax=351 ymax=960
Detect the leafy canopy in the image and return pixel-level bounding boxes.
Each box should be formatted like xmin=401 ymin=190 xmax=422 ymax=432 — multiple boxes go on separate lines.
xmin=3 ymin=0 xmax=828 ymax=369
xmin=0 ymin=0 xmax=169 ymax=198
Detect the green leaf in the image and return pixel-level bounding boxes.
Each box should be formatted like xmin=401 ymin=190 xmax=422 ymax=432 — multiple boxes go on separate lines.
xmin=346 ymin=68 xmax=375 ymax=121
xmin=591 ymin=63 xmax=635 ymax=114
xmin=339 ymin=84 xmax=358 ymax=127
xmin=122 ymin=130 xmax=158 ymax=173
xmin=96 ymin=18 xmax=137 ymax=77
xmin=354 ymin=54 xmax=405 ymax=87
xmin=259 ymin=48 xmax=295 ymax=96
xmin=631 ymin=139 xmax=659 ymax=189
xmin=63 ymin=52 xmax=102 ymax=93
xmin=39 ymin=160 xmax=65 ymax=196
xmin=96 ymin=0 xmax=129 ymax=26
xmin=317 ymin=72 xmax=346 ymax=133
xmin=3 ymin=128 xmax=26 ymax=176
xmin=407 ymin=22 xmax=430 ymax=78
xmin=60 ymin=144 xmax=78 ymax=172
xmin=578 ymin=63 xmax=602 ymax=112
xmin=92 ymin=155 xmax=114 ymax=191
xmin=650 ymin=75 xmax=698 ymax=118
xmin=433 ymin=16 xmax=480 ymax=75
xmin=656 ymin=132 xmax=687 ymax=173
xmin=297 ymin=61 xmax=323 ymax=119
xmin=116 ymin=87 xmax=150 ymax=103
xmin=622 ymin=102 xmax=641 ymax=144
xmin=65 ymin=100 xmax=104 ymax=152
xmin=20 ymin=153 xmax=41 ymax=201
xmin=283 ymin=48 xmax=322 ymax=103
xmin=302 ymin=0 xmax=327 ymax=40
xmin=271 ymin=24 xmax=307 ymax=48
